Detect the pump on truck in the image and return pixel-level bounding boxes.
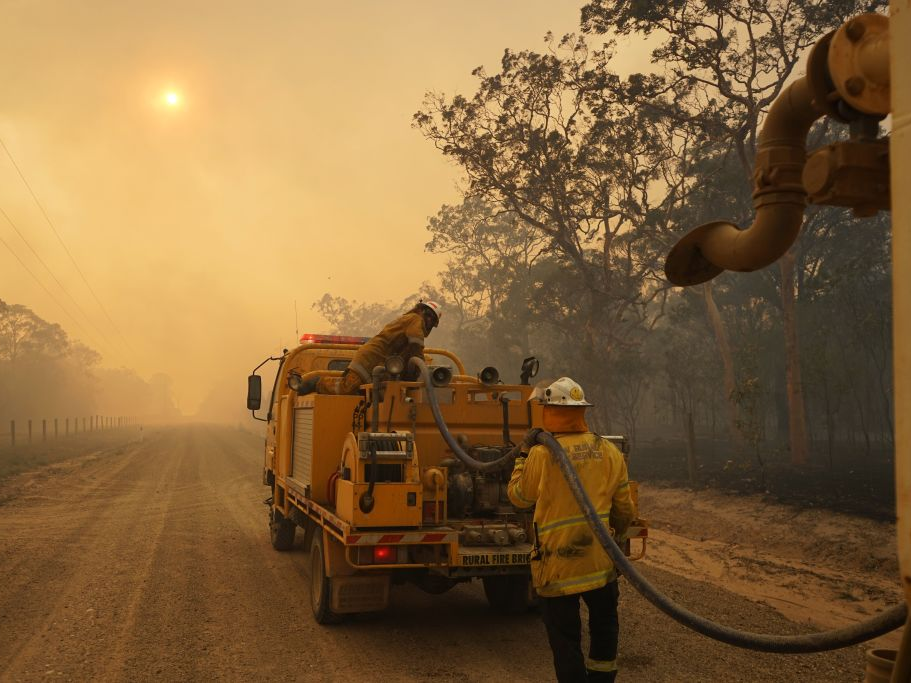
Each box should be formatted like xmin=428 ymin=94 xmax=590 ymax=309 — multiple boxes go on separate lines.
xmin=246 ymin=335 xmax=647 ymax=624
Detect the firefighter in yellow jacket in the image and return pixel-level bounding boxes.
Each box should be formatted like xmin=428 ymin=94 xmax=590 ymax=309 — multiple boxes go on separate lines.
xmin=298 ymin=301 xmax=441 ymax=395
xmin=508 ymin=377 xmax=635 ymax=683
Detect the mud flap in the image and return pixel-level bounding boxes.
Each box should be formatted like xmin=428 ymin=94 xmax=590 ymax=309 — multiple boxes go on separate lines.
xmin=330 ymin=575 xmax=390 ymax=613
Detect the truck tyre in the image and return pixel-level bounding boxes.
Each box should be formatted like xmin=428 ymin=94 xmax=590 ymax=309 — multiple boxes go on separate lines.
xmin=269 ymin=508 xmax=295 ymax=551
xmin=482 ymin=574 xmax=533 ymax=615
xmin=310 ymin=533 xmax=343 ymax=624
xmin=301 ymin=518 xmax=316 ymax=554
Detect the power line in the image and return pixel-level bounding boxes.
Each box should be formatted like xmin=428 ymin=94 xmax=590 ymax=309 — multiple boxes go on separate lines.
xmin=0 ymin=204 xmax=120 ymax=357
xmin=0 ymin=231 xmax=105 ymax=349
xmin=0 ymin=136 xmax=137 ymax=359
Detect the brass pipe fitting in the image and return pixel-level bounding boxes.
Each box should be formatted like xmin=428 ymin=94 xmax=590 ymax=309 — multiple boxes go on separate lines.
xmin=664 ymin=13 xmax=892 ymax=287
xmin=665 ymin=77 xmax=825 ymax=285
xmin=829 ymin=13 xmax=891 ymax=116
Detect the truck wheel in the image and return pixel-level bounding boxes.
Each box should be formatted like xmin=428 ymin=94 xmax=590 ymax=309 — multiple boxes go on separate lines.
xmin=301 ymin=518 xmax=316 ymax=553
xmin=310 ymin=533 xmax=343 ymax=624
xmin=269 ymin=508 xmax=295 ymax=551
xmin=482 ymin=575 xmax=533 ymax=614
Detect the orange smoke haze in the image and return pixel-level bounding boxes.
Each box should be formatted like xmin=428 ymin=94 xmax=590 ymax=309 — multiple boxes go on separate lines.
xmin=0 ymin=1 xmax=651 ymax=416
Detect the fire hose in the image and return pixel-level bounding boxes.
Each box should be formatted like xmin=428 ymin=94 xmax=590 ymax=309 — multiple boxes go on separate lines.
xmin=411 ymin=357 xmax=906 ymax=650
xmin=535 ymin=430 xmax=907 ymax=654
xmin=410 ymin=357 xmax=519 ymax=473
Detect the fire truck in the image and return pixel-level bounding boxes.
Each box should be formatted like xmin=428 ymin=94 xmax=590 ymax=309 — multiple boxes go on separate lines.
xmin=246 ymin=335 xmax=647 ymax=623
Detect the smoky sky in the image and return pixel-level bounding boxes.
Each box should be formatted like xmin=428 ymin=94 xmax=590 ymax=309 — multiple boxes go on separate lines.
xmin=0 ymin=1 xmax=652 ymax=412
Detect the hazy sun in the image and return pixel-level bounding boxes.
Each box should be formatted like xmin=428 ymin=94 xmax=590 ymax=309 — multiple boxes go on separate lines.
xmin=163 ymin=91 xmax=181 ymax=107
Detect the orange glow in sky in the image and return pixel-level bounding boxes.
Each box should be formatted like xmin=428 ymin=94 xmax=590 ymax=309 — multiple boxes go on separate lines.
xmin=0 ymin=1 xmax=652 ymax=414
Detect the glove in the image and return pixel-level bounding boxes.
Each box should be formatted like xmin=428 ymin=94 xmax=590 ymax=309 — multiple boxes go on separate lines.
xmin=521 ymin=428 xmax=544 ymax=451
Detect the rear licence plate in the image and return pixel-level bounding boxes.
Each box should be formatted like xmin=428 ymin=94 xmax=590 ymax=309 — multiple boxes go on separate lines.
xmin=457 ymin=549 xmax=531 ymax=566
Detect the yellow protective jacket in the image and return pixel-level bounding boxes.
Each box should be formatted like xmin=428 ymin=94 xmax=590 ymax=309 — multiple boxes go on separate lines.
xmin=507 ymin=432 xmax=635 ymax=597
xmin=348 ymin=312 xmax=426 ymax=383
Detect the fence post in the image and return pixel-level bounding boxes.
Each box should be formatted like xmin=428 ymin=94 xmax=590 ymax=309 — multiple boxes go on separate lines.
xmin=28 ymin=419 xmax=32 ymax=444
xmin=54 ymin=418 xmax=58 ymax=439
xmin=74 ymin=417 xmax=78 ymax=434
xmin=9 ymin=420 xmax=14 ymax=447
xmin=42 ymin=419 xmax=47 ymax=441
xmin=82 ymin=417 xmax=86 ymax=433
xmin=65 ymin=418 xmax=69 ymax=436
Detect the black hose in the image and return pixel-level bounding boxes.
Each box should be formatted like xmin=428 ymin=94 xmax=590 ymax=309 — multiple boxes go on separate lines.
xmin=410 ymin=357 xmax=518 ymax=473
xmin=360 ymin=441 xmax=377 ymax=514
xmin=371 ymin=366 xmax=384 ymax=432
xmin=536 ymin=431 xmax=907 ymax=654
xmin=386 ymin=395 xmax=396 ymax=433
xmin=500 ymin=395 xmax=512 ymax=446
xmin=410 ymin=367 xmax=905 ymax=651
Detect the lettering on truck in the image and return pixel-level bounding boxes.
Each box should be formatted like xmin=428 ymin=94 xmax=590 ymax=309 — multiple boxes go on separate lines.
xmin=459 ymin=552 xmax=531 ymax=566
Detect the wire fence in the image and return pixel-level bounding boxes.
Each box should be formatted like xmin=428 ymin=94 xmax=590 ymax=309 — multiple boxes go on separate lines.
xmin=0 ymin=416 xmax=138 ymax=448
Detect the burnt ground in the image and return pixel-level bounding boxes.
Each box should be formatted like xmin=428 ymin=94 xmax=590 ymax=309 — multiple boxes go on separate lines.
xmin=632 ymin=437 xmax=896 ymax=521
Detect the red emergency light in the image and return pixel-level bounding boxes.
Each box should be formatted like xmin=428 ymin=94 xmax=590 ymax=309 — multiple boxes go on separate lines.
xmin=299 ymin=334 xmax=369 ymax=345
xmin=372 ymin=545 xmax=396 ymax=564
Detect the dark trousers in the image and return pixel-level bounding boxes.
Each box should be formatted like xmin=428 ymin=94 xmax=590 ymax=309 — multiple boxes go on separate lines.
xmin=540 ymin=580 xmax=619 ymax=683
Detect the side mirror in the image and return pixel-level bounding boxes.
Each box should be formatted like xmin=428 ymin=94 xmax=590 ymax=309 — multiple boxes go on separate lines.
xmin=247 ymin=375 xmax=262 ymax=411
xmin=520 ymin=357 xmax=539 ymax=385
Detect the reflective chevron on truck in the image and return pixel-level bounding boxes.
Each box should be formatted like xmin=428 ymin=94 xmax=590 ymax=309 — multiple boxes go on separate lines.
xmin=345 ymin=531 xmax=459 ymax=545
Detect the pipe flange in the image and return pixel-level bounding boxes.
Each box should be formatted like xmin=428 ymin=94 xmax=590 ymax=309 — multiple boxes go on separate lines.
xmin=828 ymin=13 xmax=890 ymax=116
xmin=805 ymin=31 xmax=844 ymax=121
xmin=752 ymin=190 xmax=808 ymax=208
xmin=664 ymin=222 xmax=728 ymax=286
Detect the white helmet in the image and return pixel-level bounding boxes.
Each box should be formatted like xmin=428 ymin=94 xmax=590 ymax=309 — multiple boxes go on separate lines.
xmin=539 ymin=377 xmax=591 ymax=406
xmin=419 ymin=300 xmax=442 ymax=327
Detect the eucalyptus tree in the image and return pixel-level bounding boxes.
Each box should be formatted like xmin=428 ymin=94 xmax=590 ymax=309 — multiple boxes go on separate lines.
xmin=415 ymin=35 xmax=699 ymax=426
xmin=426 ymin=197 xmax=549 ymax=373
xmin=581 ymin=0 xmax=883 ymax=465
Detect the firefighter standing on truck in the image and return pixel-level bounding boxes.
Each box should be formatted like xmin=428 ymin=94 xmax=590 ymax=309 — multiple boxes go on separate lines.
xmin=298 ymin=301 xmax=441 ymax=395
xmin=508 ymin=377 xmax=635 ymax=683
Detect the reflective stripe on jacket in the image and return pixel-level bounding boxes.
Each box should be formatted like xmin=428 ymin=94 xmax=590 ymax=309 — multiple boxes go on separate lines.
xmin=507 ymin=432 xmax=635 ymax=597
xmin=351 ymin=312 xmax=426 ymax=375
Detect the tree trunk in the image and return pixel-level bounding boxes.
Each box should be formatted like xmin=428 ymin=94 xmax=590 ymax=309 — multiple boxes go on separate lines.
xmin=823 ymin=375 xmax=835 ymax=470
xmin=702 ymin=282 xmax=740 ymax=446
xmin=685 ymin=410 xmax=698 ymax=487
xmin=779 ymin=251 xmax=809 ymax=466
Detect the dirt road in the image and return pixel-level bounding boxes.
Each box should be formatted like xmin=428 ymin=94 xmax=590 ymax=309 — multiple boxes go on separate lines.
xmin=0 ymin=425 xmax=901 ymax=681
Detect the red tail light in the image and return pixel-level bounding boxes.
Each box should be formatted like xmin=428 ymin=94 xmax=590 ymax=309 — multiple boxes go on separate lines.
xmin=373 ymin=545 xmax=395 ymax=564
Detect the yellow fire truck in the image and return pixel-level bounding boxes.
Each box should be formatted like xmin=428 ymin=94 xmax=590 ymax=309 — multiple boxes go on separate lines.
xmin=246 ymin=334 xmax=646 ymax=624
